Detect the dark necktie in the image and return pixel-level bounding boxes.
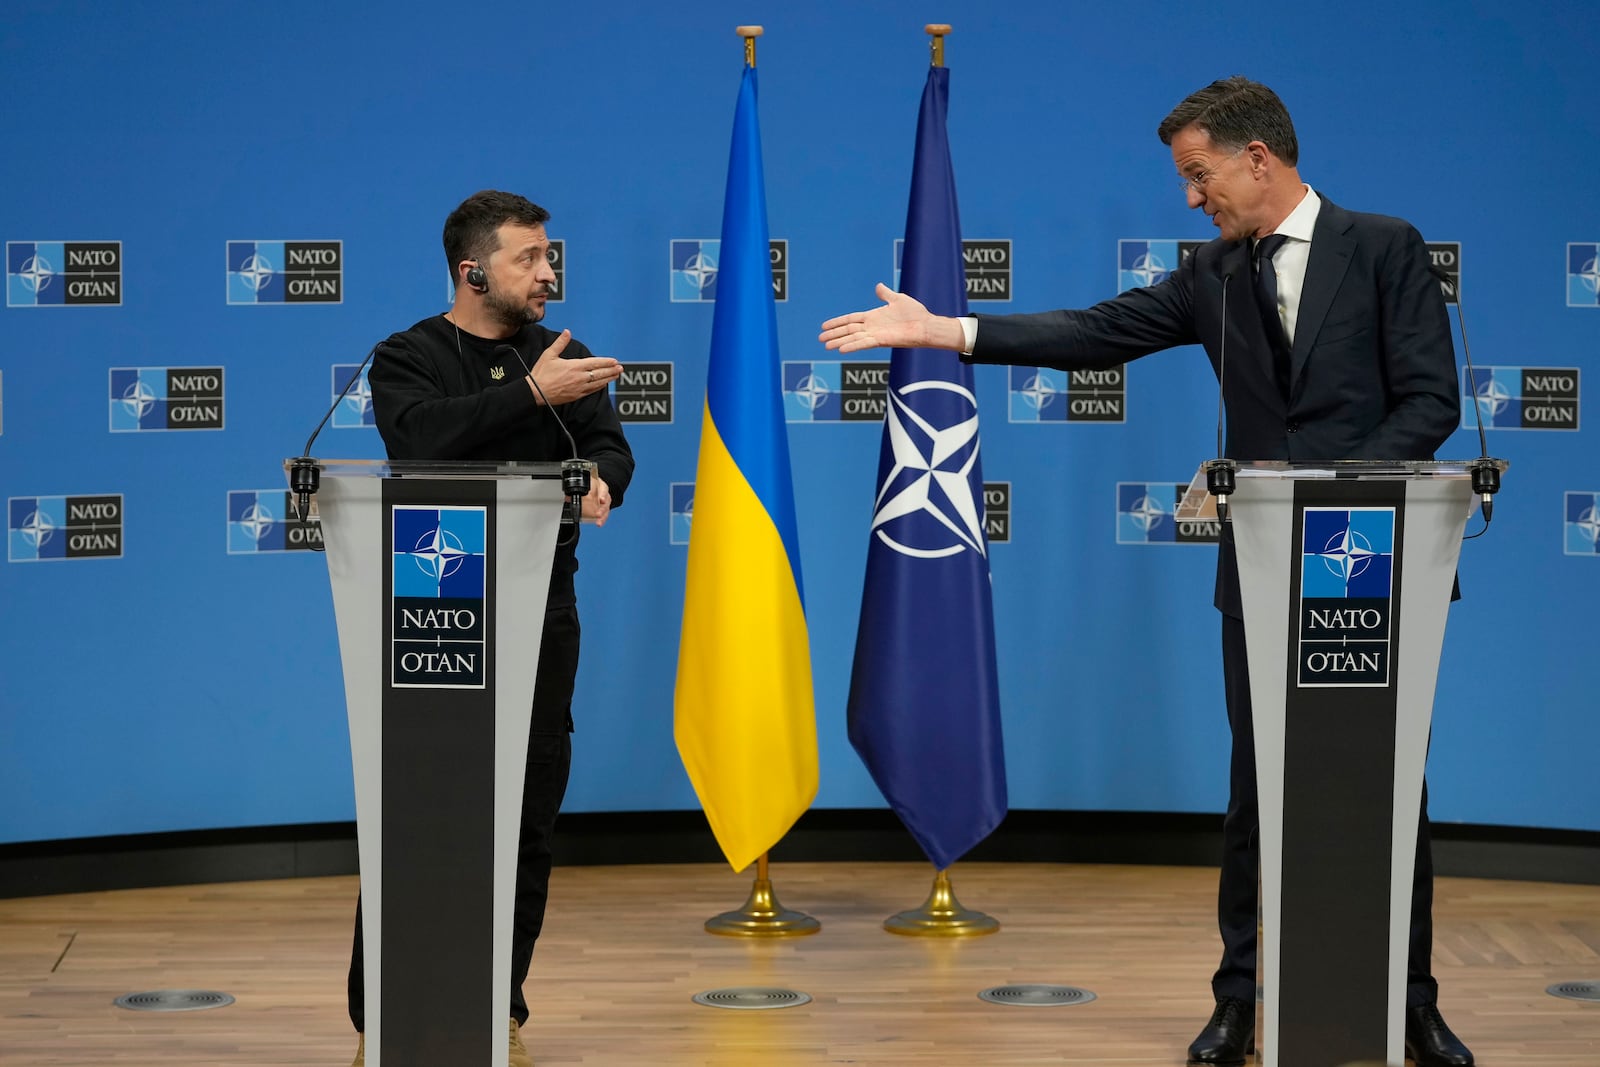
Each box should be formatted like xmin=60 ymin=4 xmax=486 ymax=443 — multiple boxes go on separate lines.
xmin=1253 ymin=233 xmax=1290 ymax=398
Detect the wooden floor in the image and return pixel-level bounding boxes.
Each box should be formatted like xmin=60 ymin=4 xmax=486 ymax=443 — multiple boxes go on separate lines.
xmin=2 ymin=862 xmax=1598 ymax=1065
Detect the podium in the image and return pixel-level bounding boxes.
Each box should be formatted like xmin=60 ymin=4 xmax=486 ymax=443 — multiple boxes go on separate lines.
xmin=1210 ymin=460 xmax=1503 ymax=1067
xmin=291 ymin=458 xmax=569 ymax=1067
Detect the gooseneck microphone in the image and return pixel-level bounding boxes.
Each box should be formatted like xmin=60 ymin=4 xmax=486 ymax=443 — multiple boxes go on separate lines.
xmin=1428 ymin=262 xmax=1502 ymax=525
xmin=1205 ymin=271 xmax=1238 ymax=522
xmin=289 ymin=344 xmax=381 ymax=535
xmin=493 ymin=343 xmax=593 ymax=544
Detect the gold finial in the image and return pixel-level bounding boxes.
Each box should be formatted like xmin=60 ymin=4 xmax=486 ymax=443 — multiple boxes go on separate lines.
xmin=925 ymin=23 xmax=951 ymax=68
xmin=737 ymin=25 xmax=763 ymax=68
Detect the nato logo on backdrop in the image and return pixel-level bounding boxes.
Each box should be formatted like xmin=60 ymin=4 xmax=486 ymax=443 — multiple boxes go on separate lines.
xmin=109 ymin=367 xmax=224 ymax=431
xmin=893 ymin=239 xmax=1012 ymax=301
xmin=670 ymin=239 xmax=787 ymax=303
xmin=783 ymin=361 xmax=889 ymax=422
xmin=1297 ymin=506 xmax=1395 ymax=688
xmin=1568 ymin=243 xmax=1599 ymax=307
xmin=669 ymin=483 xmax=694 ymax=546
xmin=1008 ymin=365 xmax=1125 ymax=423
xmin=545 ymin=239 xmax=565 ymax=301
xmin=1117 ymin=239 xmax=1204 ymax=291
xmin=1565 ymin=492 xmax=1600 ymax=557
xmin=391 ymin=505 xmax=488 ymax=689
xmin=1117 ymin=482 xmax=1219 ymax=544
xmin=228 ymin=490 xmax=323 ymax=554
xmin=330 ymin=363 xmax=375 ymax=429
xmin=1461 ymin=366 xmax=1580 ymax=430
xmin=7 ymin=241 xmax=122 ymax=306
xmin=982 ymin=482 xmax=1011 ymax=544
xmin=9 ymin=494 xmax=123 ymax=562
xmin=227 ymin=241 xmax=343 ymax=304
xmin=1426 ymin=242 xmax=1461 ymax=304
xmin=612 ymin=362 xmax=673 ymax=424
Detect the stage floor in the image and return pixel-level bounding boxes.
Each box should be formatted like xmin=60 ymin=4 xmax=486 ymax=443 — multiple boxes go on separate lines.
xmin=2 ymin=862 xmax=1597 ymax=1065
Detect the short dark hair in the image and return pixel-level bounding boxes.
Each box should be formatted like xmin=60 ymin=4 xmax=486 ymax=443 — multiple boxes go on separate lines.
xmin=443 ymin=190 xmax=551 ymax=281
xmin=1157 ymin=76 xmax=1299 ymax=166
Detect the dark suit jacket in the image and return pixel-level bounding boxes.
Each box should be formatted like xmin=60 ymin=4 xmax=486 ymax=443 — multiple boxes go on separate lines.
xmin=963 ymin=196 xmax=1459 ymax=616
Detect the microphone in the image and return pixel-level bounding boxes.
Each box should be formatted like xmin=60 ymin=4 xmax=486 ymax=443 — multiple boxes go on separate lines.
xmin=289 ymin=344 xmax=380 ymax=531
xmin=1205 ymin=271 xmax=1238 ymax=522
xmin=1427 ymin=262 xmax=1501 ymax=523
xmin=493 ymin=343 xmax=594 ymax=541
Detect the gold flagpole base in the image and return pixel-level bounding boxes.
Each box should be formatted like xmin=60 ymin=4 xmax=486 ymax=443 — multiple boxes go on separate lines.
xmin=705 ymin=855 xmax=820 ymax=937
xmin=884 ymin=868 xmax=1000 ymax=937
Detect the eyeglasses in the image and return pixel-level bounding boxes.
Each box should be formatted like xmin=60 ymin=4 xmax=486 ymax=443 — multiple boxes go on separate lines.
xmin=1178 ymin=150 xmax=1244 ymax=195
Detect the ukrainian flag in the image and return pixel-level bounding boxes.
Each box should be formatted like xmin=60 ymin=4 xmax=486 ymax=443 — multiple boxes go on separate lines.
xmin=674 ymin=66 xmax=818 ymax=873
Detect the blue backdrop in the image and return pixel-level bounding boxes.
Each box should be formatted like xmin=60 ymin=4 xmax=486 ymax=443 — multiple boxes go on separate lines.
xmin=2 ymin=1 xmax=1596 ymax=844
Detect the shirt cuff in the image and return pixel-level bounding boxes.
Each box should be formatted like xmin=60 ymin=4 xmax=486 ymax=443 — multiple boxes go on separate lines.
xmin=959 ymin=315 xmax=977 ymax=355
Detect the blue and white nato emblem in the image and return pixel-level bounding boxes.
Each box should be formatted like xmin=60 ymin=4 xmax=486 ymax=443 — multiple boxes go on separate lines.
xmin=1569 ymin=243 xmax=1600 ymax=307
xmin=7 ymin=241 xmax=122 ymax=306
xmin=391 ymin=506 xmax=487 ymax=688
xmin=1565 ymin=492 xmax=1600 ymax=557
xmin=1117 ymin=239 xmax=1204 ymax=292
xmin=670 ymin=239 xmax=786 ymax=303
xmin=227 ymin=490 xmax=323 ymax=553
xmin=330 ymin=363 xmax=375 ymax=428
xmin=9 ymin=494 xmax=123 ymax=562
xmin=783 ymin=361 xmax=889 ymax=422
xmin=227 ymin=240 xmax=343 ymax=304
xmin=670 ymin=239 xmax=719 ymax=302
xmin=1297 ymin=507 xmax=1395 ymax=687
xmin=669 ymin=483 xmax=694 ymax=546
xmin=1008 ymin=365 xmax=1125 ymax=422
xmin=892 ymin=239 xmax=1012 ymax=301
xmin=1462 ymin=366 xmax=1580 ymax=430
xmin=869 ymin=380 xmax=988 ymax=559
xmin=1116 ymin=482 xmax=1219 ymax=544
xmin=109 ymin=367 xmax=224 ymax=431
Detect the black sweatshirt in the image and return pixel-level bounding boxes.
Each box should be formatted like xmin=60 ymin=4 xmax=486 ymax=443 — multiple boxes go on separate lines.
xmin=367 ymin=314 xmax=635 ymax=606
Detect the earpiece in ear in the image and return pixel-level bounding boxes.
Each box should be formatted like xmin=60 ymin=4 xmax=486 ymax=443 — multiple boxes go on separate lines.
xmin=465 ymin=261 xmax=488 ymax=292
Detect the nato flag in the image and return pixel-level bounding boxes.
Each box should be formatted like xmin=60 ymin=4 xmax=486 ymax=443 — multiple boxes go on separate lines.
xmin=846 ymin=66 xmax=1007 ymax=872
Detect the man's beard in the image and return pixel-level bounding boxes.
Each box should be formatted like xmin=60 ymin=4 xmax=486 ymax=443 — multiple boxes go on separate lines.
xmin=483 ymin=284 xmax=540 ymax=331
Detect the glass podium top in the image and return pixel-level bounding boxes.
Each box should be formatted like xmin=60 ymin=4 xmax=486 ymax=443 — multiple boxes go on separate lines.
xmin=283 ymin=457 xmax=586 ymax=480
xmin=1226 ymin=459 xmax=1510 ymax=479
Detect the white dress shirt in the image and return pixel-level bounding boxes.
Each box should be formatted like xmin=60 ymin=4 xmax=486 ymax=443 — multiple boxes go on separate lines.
xmin=1259 ymin=185 xmax=1320 ymax=345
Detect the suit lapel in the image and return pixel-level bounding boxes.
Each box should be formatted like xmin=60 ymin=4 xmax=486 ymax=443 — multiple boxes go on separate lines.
xmin=1290 ymin=201 xmax=1355 ymax=391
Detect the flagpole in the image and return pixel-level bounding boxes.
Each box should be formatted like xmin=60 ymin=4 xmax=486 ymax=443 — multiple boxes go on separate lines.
xmin=695 ymin=25 xmax=819 ymax=939
xmin=737 ymin=23 xmax=762 ymax=67
xmin=705 ymin=850 xmax=821 ymax=937
xmin=878 ymin=25 xmax=1001 ymax=939
xmin=926 ymin=22 xmax=949 ymax=67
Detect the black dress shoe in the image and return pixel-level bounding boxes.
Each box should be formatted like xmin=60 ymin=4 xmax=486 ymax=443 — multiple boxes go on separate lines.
xmin=1187 ymin=995 xmax=1255 ymax=1065
xmin=1405 ymin=1003 xmax=1474 ymax=1066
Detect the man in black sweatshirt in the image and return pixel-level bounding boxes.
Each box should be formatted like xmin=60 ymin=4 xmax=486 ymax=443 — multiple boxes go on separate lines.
xmin=349 ymin=189 xmax=634 ymax=1067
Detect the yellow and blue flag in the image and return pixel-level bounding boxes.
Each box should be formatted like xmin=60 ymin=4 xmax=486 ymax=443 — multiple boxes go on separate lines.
xmin=846 ymin=65 xmax=1007 ymax=871
xmin=674 ymin=66 xmax=818 ymax=873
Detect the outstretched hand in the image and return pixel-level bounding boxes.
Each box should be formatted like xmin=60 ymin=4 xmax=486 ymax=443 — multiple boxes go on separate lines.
xmin=527 ymin=330 xmax=623 ymax=406
xmin=819 ymin=283 xmax=963 ymax=353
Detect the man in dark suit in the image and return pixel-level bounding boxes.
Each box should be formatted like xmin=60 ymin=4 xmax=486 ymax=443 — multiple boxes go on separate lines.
xmin=819 ymin=76 xmax=1471 ymax=1067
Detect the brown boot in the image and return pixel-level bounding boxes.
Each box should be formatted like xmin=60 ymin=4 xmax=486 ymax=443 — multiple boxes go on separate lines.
xmin=508 ymin=1017 xmax=534 ymax=1067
